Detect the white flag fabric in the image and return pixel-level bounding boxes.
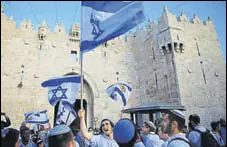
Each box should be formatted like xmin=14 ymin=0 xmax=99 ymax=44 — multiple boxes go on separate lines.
xmin=81 ymin=1 xmax=145 ymax=53
xmin=55 ymin=101 xmax=77 ymax=126
xmin=106 ymin=83 xmax=132 ymax=106
xmin=41 ymin=75 xmax=81 ymax=126
xmin=41 ymin=75 xmax=81 ymax=106
xmin=24 ymin=110 xmax=49 ymax=124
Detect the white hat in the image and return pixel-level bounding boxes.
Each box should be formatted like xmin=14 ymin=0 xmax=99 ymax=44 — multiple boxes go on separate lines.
xmin=144 ymin=121 xmax=156 ymax=130
xmin=48 ymin=124 xmax=71 ymax=137
xmin=169 ymin=110 xmax=185 ymax=120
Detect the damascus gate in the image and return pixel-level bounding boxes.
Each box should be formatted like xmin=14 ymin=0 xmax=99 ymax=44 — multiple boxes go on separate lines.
xmin=1 ymin=5 xmax=226 ymax=129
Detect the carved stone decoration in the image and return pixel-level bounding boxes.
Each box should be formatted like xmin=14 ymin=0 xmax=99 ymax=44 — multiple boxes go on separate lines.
xmin=38 ymin=20 xmax=49 ymax=40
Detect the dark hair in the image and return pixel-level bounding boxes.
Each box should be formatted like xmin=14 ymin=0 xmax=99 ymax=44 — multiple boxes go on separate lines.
xmin=220 ymin=118 xmax=226 ymax=127
xmin=1 ymin=128 xmax=19 ymax=147
xmin=168 ymin=113 xmax=185 ymax=131
xmin=189 ymin=114 xmax=200 ymax=124
xmin=48 ymin=131 xmax=73 ymax=147
xmin=99 ymin=119 xmax=114 ymax=134
xmin=211 ymin=121 xmax=220 ymax=131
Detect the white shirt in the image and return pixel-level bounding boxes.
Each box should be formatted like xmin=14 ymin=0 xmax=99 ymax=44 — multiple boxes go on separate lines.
xmin=166 ymin=133 xmax=191 ymax=147
xmin=90 ymin=134 xmax=119 ymax=147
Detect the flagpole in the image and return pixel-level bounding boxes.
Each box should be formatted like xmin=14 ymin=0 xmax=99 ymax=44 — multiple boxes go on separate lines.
xmin=116 ymin=72 xmax=124 ymax=119
xmin=80 ymin=2 xmax=84 ymax=110
xmin=80 ymin=3 xmax=85 ymax=147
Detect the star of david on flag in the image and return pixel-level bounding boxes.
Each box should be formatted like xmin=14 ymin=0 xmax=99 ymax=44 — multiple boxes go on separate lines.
xmin=24 ymin=110 xmax=49 ymax=124
xmin=106 ymin=83 xmax=132 ymax=107
xmin=56 ymin=101 xmax=77 ymax=126
xmin=41 ymin=75 xmax=81 ymax=125
xmin=81 ymin=1 xmax=145 ymax=53
xmin=41 ymin=75 xmax=81 ymax=106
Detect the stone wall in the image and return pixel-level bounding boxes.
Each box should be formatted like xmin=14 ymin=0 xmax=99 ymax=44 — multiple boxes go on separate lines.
xmin=1 ymin=6 xmax=225 ymax=129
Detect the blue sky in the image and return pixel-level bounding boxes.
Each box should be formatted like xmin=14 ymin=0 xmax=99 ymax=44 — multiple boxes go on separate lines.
xmin=1 ymin=1 xmax=226 ymax=63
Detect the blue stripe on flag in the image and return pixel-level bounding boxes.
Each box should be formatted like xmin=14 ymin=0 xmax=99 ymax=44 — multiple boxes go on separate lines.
xmin=81 ymin=1 xmax=145 ymax=53
xmin=82 ymin=1 xmax=134 ymax=13
xmin=113 ymin=87 xmax=127 ymax=107
xmin=41 ymin=75 xmax=81 ymax=87
xmin=26 ymin=120 xmax=49 ymax=124
xmin=81 ymin=9 xmax=143 ymax=51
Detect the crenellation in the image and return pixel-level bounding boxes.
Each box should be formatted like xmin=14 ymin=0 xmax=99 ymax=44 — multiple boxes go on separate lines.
xmin=1 ymin=6 xmax=225 ymax=129
xmin=190 ymin=14 xmax=202 ymax=24
xmin=177 ymin=11 xmax=189 ymax=22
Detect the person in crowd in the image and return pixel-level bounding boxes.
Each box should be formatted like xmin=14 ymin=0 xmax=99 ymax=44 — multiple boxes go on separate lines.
xmin=113 ymin=118 xmax=138 ymax=147
xmin=134 ymin=131 xmax=145 ymax=147
xmin=220 ymin=118 xmax=226 ymax=145
xmin=187 ymin=114 xmax=206 ymax=147
xmin=183 ymin=125 xmax=188 ymax=134
xmin=157 ymin=125 xmax=169 ymax=147
xmin=1 ymin=128 xmax=20 ymax=147
xmin=78 ymin=109 xmax=119 ymax=147
xmin=19 ymin=125 xmax=37 ymax=147
xmin=48 ymin=124 xmax=77 ymax=147
xmin=71 ymin=129 xmax=81 ymax=147
xmin=210 ymin=121 xmax=225 ymax=147
xmin=140 ymin=120 xmax=160 ymax=147
xmin=161 ymin=110 xmax=191 ymax=147
xmin=1 ymin=112 xmax=11 ymax=129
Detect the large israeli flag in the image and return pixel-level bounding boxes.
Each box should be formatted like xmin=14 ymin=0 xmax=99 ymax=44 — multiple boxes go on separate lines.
xmin=24 ymin=110 xmax=49 ymax=124
xmin=41 ymin=75 xmax=81 ymax=106
xmin=81 ymin=1 xmax=145 ymax=53
xmin=55 ymin=101 xmax=77 ymax=126
xmin=106 ymin=83 xmax=132 ymax=107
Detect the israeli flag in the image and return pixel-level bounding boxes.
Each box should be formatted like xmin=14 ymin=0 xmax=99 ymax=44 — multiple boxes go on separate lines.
xmin=24 ymin=110 xmax=49 ymax=124
xmin=56 ymin=101 xmax=77 ymax=126
xmin=41 ymin=75 xmax=81 ymax=106
xmin=81 ymin=1 xmax=145 ymax=53
xmin=106 ymin=83 xmax=132 ymax=106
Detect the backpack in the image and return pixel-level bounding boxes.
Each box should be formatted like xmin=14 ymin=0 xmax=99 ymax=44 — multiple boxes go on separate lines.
xmin=167 ymin=137 xmax=192 ymax=147
xmin=194 ymin=129 xmax=221 ymax=147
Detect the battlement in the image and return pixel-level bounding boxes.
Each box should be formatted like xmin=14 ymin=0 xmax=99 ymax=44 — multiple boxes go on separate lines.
xmin=1 ymin=5 xmax=213 ymax=41
xmin=127 ymin=6 xmax=213 ymax=40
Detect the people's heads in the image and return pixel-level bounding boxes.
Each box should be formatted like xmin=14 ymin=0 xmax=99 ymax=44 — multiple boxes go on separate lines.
xmin=1 ymin=128 xmax=20 ymax=147
xmin=211 ymin=121 xmax=221 ymax=132
xmin=220 ymin=118 xmax=226 ymax=127
xmin=20 ymin=125 xmax=31 ymax=143
xmin=32 ymin=136 xmax=44 ymax=147
xmin=48 ymin=124 xmax=74 ymax=147
xmin=36 ymin=138 xmax=44 ymax=147
xmin=113 ymin=118 xmax=137 ymax=147
xmin=141 ymin=120 xmax=156 ymax=134
xmin=99 ymin=119 xmax=114 ymax=136
xmin=161 ymin=110 xmax=185 ymax=136
xmin=188 ymin=114 xmax=200 ymax=129
xmin=182 ymin=125 xmax=188 ymax=134
xmin=157 ymin=125 xmax=169 ymax=141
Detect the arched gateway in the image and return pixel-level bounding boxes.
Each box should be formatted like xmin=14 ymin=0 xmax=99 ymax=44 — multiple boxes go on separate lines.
xmin=54 ymin=71 xmax=97 ymax=131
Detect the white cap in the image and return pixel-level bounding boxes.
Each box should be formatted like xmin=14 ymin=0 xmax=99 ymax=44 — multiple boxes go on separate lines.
xmin=48 ymin=124 xmax=71 ymax=137
xmin=169 ymin=110 xmax=185 ymax=120
xmin=144 ymin=121 xmax=156 ymax=130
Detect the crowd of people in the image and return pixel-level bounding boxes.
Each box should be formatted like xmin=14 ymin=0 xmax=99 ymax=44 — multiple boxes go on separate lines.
xmin=1 ymin=110 xmax=226 ymax=147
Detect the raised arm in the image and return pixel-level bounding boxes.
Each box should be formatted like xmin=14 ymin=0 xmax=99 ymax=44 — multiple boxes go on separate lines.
xmin=78 ymin=109 xmax=92 ymax=140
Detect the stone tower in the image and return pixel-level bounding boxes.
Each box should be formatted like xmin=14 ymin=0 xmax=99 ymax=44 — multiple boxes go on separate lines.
xmin=1 ymin=6 xmax=225 ymax=129
xmin=125 ymin=6 xmax=226 ymax=127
